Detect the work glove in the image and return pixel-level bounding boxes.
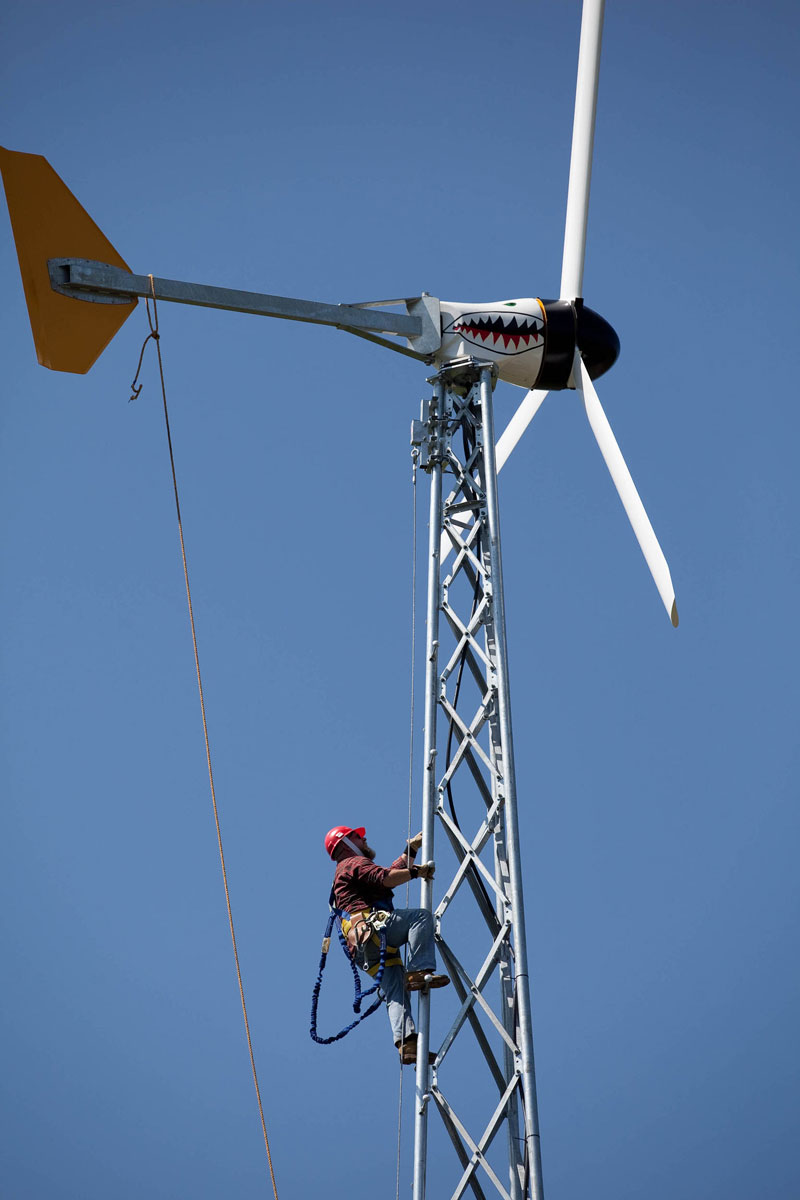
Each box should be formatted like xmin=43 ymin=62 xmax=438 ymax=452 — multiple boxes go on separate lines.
xmin=407 ymin=831 xmax=423 ymax=856
xmin=416 ymin=860 xmax=435 ymax=881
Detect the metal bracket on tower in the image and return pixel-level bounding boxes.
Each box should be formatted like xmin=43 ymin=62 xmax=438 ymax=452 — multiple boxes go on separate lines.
xmin=411 ymin=390 xmax=450 ymax=471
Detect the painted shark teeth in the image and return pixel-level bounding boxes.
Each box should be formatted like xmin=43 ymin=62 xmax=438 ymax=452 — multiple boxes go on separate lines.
xmin=448 ymin=311 xmax=543 ymax=353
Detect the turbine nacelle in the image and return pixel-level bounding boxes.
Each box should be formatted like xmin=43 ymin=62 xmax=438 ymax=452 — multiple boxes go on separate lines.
xmin=437 ymin=297 xmax=619 ymax=390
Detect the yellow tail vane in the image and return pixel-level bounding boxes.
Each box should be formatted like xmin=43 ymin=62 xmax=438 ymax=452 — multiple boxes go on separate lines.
xmin=0 ymin=147 xmax=137 ymax=374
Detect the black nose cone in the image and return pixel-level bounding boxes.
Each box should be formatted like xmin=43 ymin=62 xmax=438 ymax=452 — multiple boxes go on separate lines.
xmin=538 ymin=299 xmax=621 ymax=390
xmin=576 ymin=301 xmax=620 ymax=381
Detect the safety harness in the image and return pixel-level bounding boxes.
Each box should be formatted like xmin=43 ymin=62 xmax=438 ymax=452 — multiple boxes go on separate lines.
xmin=309 ymin=898 xmax=402 ymax=1045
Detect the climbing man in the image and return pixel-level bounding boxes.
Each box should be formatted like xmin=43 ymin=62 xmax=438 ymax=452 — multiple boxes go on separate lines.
xmin=324 ymin=825 xmax=450 ymax=1064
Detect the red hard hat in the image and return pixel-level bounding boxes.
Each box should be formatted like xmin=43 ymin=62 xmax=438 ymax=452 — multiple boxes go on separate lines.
xmin=324 ymin=825 xmax=366 ymax=859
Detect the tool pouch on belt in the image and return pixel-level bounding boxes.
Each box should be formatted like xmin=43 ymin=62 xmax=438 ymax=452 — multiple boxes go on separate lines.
xmin=341 ymin=912 xmax=372 ymax=954
xmin=340 ymin=912 xmax=386 ymax=950
xmin=340 ymin=910 xmax=395 ymax=959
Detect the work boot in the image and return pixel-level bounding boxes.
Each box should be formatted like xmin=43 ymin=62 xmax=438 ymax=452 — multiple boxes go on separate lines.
xmin=405 ymin=970 xmax=450 ymax=992
xmin=397 ymin=1035 xmax=437 ymax=1066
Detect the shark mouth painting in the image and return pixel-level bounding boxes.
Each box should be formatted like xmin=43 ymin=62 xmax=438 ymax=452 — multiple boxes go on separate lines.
xmin=445 ymin=310 xmax=544 ymax=356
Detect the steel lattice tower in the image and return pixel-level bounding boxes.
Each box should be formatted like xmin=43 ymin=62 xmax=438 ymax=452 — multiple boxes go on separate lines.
xmin=412 ymin=358 xmax=544 ymax=1200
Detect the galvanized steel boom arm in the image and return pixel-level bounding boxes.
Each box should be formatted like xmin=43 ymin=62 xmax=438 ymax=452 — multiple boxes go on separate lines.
xmin=48 ymin=257 xmax=442 ymax=359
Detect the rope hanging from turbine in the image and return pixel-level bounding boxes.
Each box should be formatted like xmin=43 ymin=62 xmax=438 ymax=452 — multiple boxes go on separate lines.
xmin=130 ymin=285 xmax=280 ymax=1200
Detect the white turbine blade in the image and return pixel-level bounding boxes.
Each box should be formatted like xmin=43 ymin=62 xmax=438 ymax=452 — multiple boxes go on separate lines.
xmin=495 ymin=388 xmax=549 ymax=472
xmin=577 ymin=354 xmax=678 ymax=626
xmin=439 ymin=388 xmax=549 ymax=566
xmin=560 ymin=0 xmax=605 ymax=300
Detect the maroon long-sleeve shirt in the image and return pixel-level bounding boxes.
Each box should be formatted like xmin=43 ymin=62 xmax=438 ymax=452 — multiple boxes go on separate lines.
xmin=333 ymin=851 xmax=411 ymax=915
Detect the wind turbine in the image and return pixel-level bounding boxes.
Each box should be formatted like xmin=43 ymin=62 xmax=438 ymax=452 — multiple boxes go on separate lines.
xmin=0 ymin=2 xmax=676 ymax=1198
xmin=433 ymin=4 xmax=677 ymax=629
xmin=490 ymin=0 xmax=678 ymax=628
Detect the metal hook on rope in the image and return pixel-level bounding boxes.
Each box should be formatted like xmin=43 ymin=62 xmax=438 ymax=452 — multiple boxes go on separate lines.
xmin=128 ymin=276 xmax=160 ymax=401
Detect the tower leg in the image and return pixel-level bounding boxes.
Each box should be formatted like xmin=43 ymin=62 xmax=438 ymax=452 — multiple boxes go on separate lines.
xmin=477 ymin=364 xmax=544 ymax=1199
xmin=413 ymin=372 xmax=445 ymax=1200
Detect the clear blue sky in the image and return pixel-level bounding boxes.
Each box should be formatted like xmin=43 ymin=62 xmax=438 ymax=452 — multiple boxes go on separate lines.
xmin=2 ymin=2 xmax=798 ymax=1198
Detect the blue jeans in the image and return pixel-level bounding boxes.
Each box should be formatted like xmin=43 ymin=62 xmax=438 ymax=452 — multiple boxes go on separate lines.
xmin=355 ymin=908 xmax=436 ymax=1045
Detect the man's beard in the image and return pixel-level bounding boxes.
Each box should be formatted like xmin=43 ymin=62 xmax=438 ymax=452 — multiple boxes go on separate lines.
xmin=362 ymin=843 xmax=377 ymax=861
